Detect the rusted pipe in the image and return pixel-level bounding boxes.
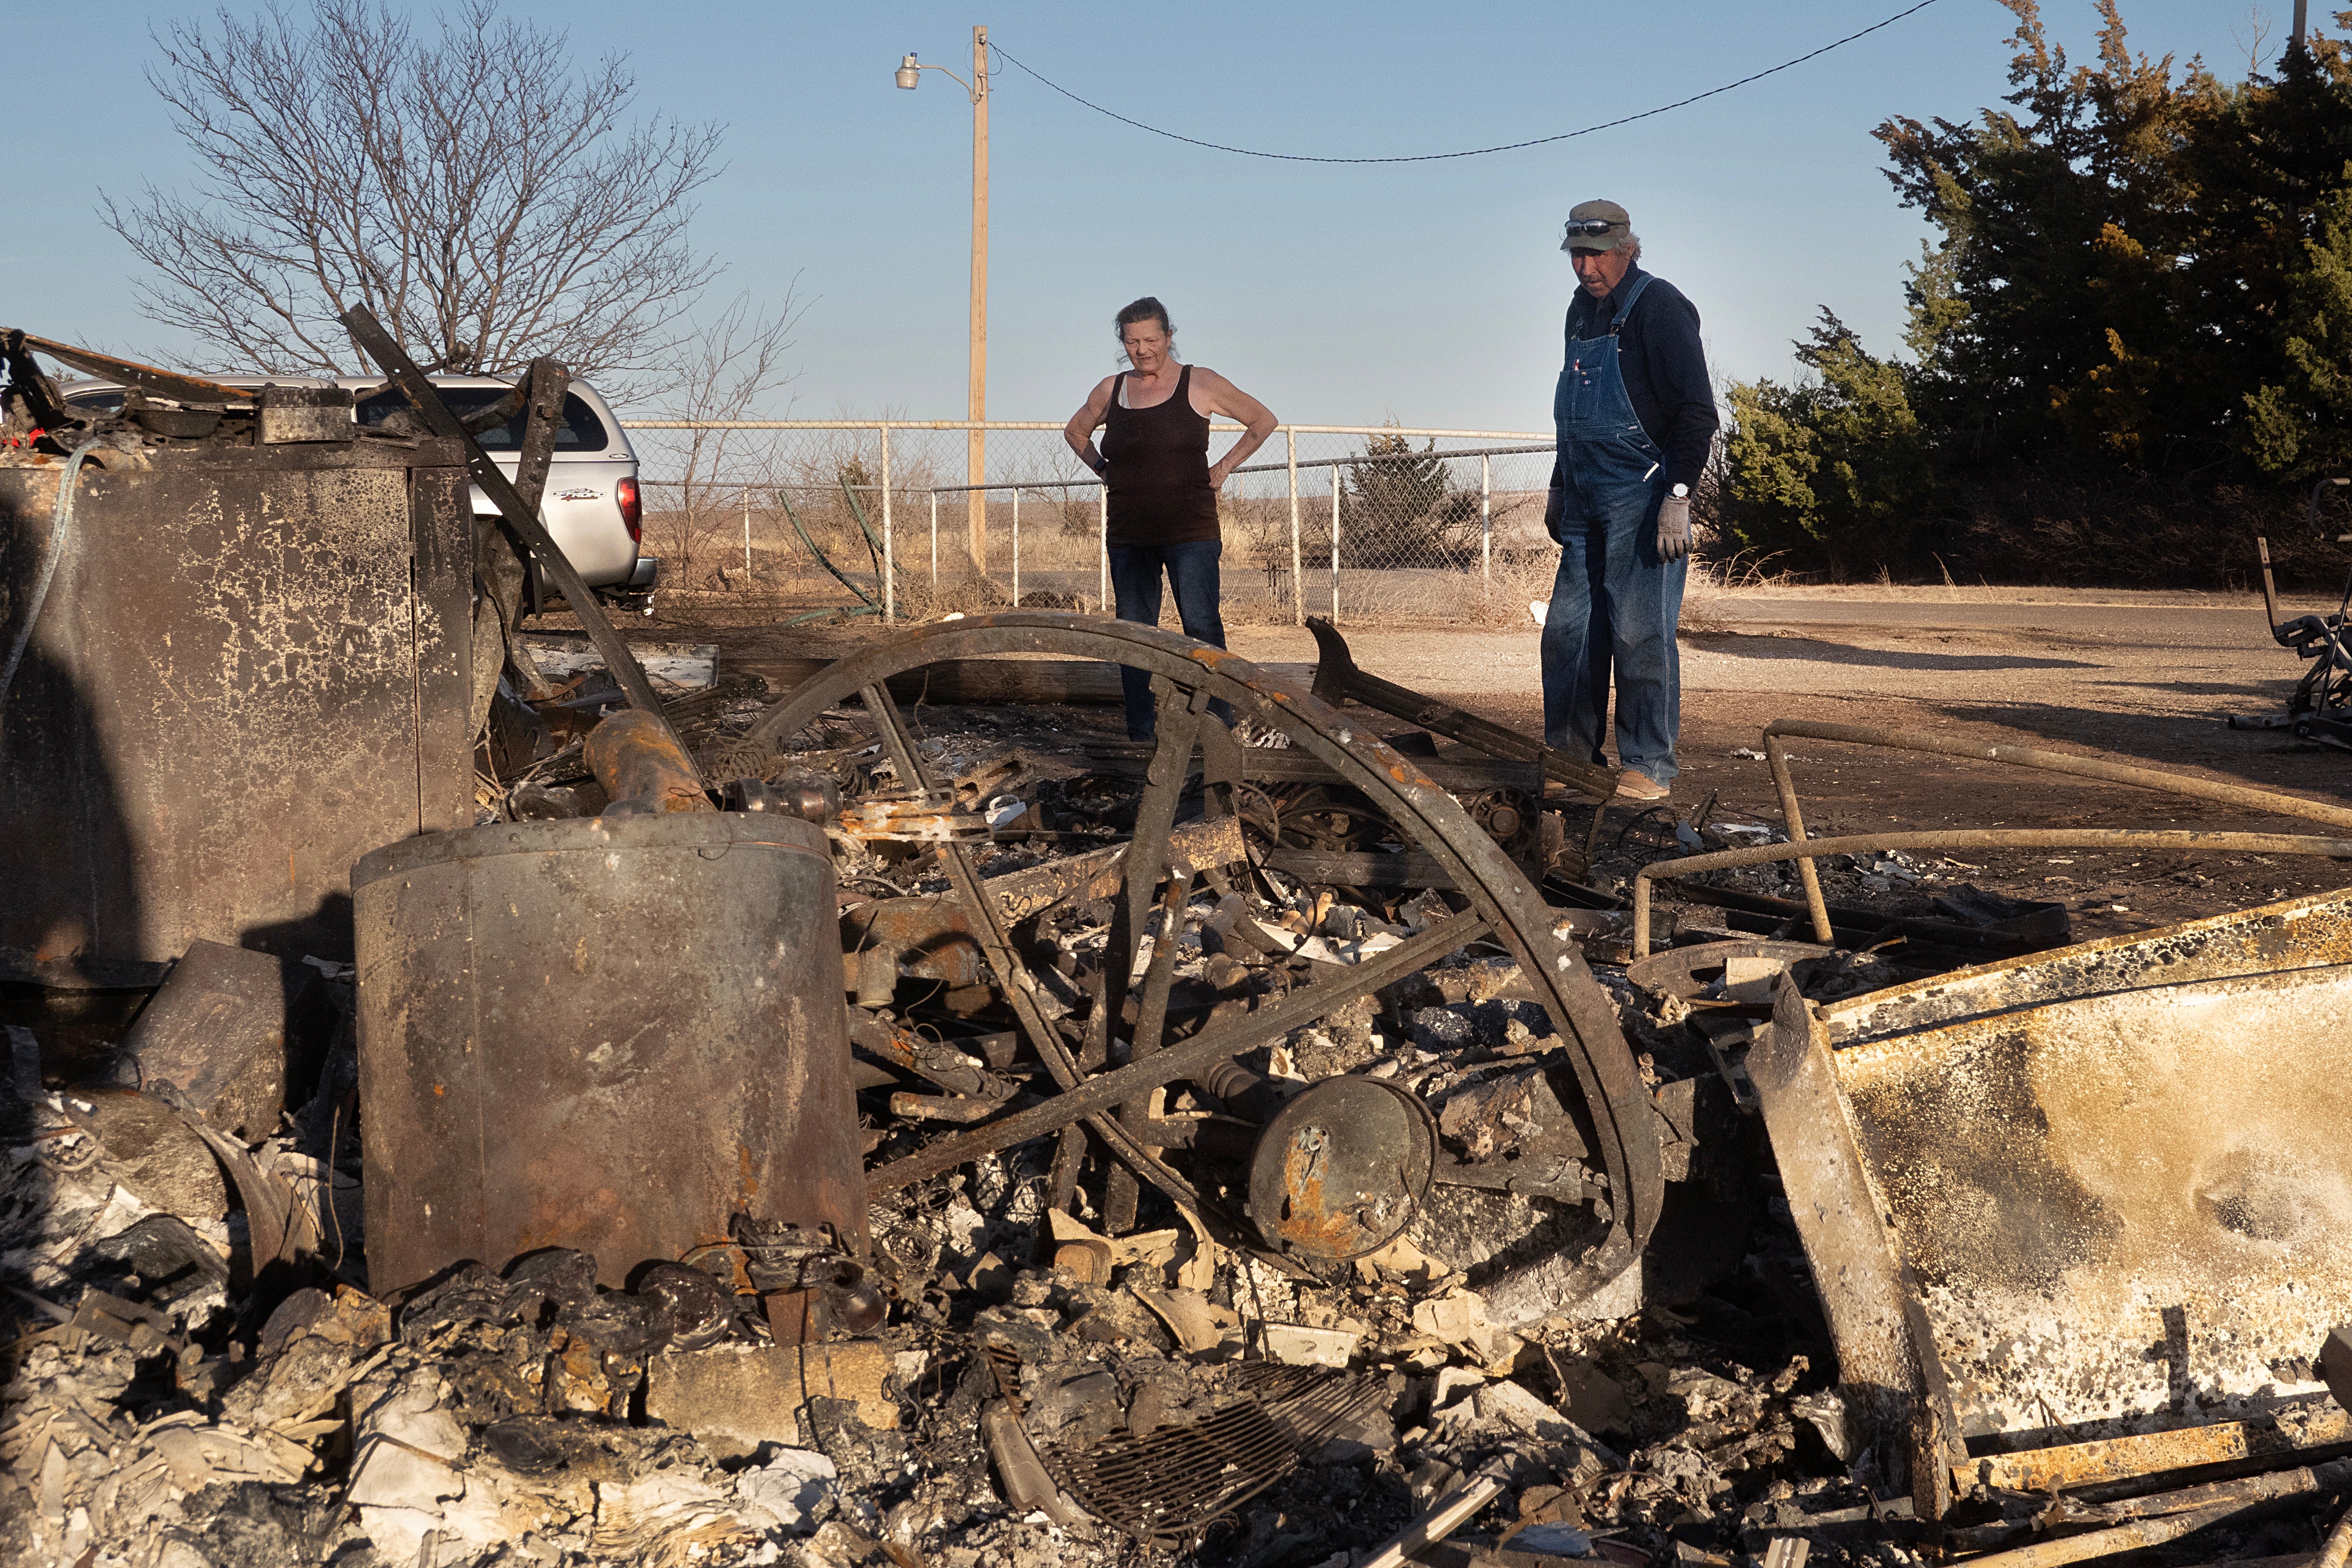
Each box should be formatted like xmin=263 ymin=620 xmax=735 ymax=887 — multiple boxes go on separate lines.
xmin=584 ymin=709 xmax=712 ymax=814
xmin=1765 ymin=730 xmax=1836 ymax=946
xmin=1629 ymin=829 xmax=2352 ymax=959
xmin=2317 ymin=1492 xmax=2352 ymax=1568
xmin=1759 ymin=720 xmax=2352 ymax=944
xmin=2048 ymin=1456 xmax=2352 ymax=1527
xmin=1961 ymin=1499 xmax=2273 ymax=1568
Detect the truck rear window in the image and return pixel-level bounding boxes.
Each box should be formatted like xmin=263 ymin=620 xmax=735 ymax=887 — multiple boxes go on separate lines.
xmin=357 ymin=387 xmax=610 ymax=452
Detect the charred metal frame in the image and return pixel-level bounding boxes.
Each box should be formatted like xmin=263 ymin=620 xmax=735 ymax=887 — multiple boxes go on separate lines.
xmin=1630 ymin=828 xmax=2352 ymax=960
xmin=745 ymin=612 xmax=1662 ymax=1300
xmin=1304 ymin=615 xmax=1620 ymax=802
xmin=1758 ymin=719 xmax=2352 ymax=946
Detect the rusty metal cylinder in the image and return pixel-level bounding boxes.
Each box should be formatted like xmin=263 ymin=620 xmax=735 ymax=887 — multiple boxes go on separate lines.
xmin=584 ymin=707 xmax=712 ymax=814
xmin=350 ymin=812 xmax=864 ymax=1295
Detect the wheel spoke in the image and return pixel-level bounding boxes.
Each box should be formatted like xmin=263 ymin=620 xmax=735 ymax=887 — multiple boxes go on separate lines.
xmin=858 ymin=679 xmax=1213 ymax=1221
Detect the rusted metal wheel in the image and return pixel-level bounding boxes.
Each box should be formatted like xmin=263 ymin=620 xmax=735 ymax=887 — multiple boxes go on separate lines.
xmin=743 ymin=612 xmax=1662 ymax=1305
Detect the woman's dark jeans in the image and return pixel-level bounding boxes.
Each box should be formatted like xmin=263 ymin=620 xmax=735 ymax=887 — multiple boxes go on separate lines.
xmin=1108 ymin=541 xmax=1233 ymax=740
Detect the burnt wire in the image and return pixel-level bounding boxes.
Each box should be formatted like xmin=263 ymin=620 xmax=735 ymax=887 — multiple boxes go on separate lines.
xmin=988 ymin=2 xmax=1940 ymax=164
xmin=0 ymin=439 xmax=101 ymax=712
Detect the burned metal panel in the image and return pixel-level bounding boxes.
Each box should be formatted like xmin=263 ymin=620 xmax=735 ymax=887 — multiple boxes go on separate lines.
xmin=351 ymin=812 xmax=864 ymax=1296
xmin=0 ymin=441 xmax=473 ymax=968
xmin=1830 ymin=959 xmax=2352 ymax=1448
xmin=1823 ymin=889 xmax=2352 ymax=1049
xmin=1749 ymin=975 xmax=1938 ymax=1512
xmin=409 ymin=460 xmax=477 ymax=834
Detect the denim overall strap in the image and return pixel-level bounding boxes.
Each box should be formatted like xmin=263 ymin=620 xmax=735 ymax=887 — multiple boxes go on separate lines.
xmin=1553 ymin=271 xmax=1660 ymax=458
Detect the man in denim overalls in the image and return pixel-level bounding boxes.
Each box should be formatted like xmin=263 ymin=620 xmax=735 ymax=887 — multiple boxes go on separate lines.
xmin=1541 ymin=200 xmax=1720 ymax=802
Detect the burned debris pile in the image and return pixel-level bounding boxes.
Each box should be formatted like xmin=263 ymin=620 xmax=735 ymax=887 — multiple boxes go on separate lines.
xmin=8 ymin=324 xmax=2352 ymax=1568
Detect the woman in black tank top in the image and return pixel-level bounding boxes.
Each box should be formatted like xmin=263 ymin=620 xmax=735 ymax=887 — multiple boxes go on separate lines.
xmin=1063 ymin=298 xmax=1278 ymax=739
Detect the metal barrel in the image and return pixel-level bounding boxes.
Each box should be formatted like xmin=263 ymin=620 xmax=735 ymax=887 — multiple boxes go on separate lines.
xmin=351 ymin=812 xmax=863 ymax=1295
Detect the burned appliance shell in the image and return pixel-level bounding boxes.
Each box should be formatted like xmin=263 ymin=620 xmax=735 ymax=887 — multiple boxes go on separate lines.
xmin=0 ymin=440 xmax=474 ymax=979
xmin=351 ymin=812 xmax=866 ymax=1296
xmin=1753 ymin=888 xmax=2352 ymax=1518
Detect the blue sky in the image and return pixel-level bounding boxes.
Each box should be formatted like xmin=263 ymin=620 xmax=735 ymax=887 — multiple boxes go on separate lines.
xmin=11 ymin=0 xmax=2278 ymax=432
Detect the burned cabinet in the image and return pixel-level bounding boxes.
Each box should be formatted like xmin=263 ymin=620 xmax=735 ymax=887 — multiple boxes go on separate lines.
xmin=1751 ymin=890 xmax=2352 ymax=1516
xmin=0 ymin=439 xmax=473 ymax=976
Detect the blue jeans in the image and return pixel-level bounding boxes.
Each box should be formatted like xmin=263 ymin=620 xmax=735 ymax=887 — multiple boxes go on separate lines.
xmin=1540 ymin=494 xmax=1686 ymax=783
xmin=1108 ymin=541 xmax=1231 ymax=740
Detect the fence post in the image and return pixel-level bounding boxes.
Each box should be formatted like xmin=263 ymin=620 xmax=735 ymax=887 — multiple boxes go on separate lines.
xmin=1012 ymin=487 xmax=1020 ymax=608
xmin=881 ymin=426 xmax=894 ymax=625
xmin=1329 ymin=469 xmax=1341 ymax=624
xmin=743 ymin=484 xmax=751 ymax=578
xmin=929 ymin=491 xmax=939 ymax=591
xmin=1098 ymin=483 xmax=1108 ymax=614
xmin=1481 ymin=454 xmax=1492 ymax=582
xmin=1286 ymin=428 xmax=1301 ymax=626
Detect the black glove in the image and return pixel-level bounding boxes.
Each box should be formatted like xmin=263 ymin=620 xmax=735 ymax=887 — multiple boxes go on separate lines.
xmin=1543 ymin=483 xmax=1564 ymax=540
xmin=1656 ymin=495 xmax=1692 ymax=562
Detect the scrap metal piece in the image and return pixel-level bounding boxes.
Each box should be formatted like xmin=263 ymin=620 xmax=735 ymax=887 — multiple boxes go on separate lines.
xmin=351 ymin=812 xmax=865 ymax=1296
xmin=5 ymin=330 xmax=258 ymax=407
xmin=981 ymin=815 xmax=1245 ymax=923
xmin=1305 ymin=614 xmax=1619 ymax=801
xmin=840 ymin=898 xmax=988 ymax=994
xmin=983 ymin=1402 xmax=1091 ymax=1528
xmin=835 ymin=796 xmax=986 ymax=842
xmin=584 ymin=708 xmax=713 ymax=814
xmin=118 ymin=940 xmax=317 ymax=1141
xmin=255 ymin=385 xmax=355 ymax=444
xmin=1246 ymin=1076 xmax=1437 ymax=1262
xmin=1750 ymin=887 xmax=2352 ymax=1518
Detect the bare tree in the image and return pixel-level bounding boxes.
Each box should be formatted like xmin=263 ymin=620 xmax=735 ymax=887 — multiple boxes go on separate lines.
xmin=102 ymin=0 xmax=724 ymax=386
xmin=634 ymin=289 xmax=805 ymax=588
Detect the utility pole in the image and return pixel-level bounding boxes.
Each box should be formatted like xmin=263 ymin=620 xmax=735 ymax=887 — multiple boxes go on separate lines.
xmin=969 ymin=26 xmax=991 ymax=575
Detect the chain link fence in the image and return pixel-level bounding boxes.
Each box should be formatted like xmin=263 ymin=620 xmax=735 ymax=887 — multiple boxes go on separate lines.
xmin=625 ymin=422 xmax=1558 ymax=627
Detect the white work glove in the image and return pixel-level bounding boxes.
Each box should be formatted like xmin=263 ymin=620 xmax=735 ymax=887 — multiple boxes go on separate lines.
xmin=1656 ymin=494 xmax=1692 ymax=562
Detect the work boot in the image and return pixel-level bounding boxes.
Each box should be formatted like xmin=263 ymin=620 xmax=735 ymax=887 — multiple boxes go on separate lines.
xmin=1615 ymin=771 xmax=1670 ymax=802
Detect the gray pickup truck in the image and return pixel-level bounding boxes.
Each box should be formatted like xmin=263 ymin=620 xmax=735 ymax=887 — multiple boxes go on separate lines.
xmin=61 ymin=372 xmax=659 ymax=614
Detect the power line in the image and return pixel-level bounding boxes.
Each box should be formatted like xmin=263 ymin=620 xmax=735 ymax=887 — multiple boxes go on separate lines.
xmin=988 ymin=1 xmax=1942 ymax=165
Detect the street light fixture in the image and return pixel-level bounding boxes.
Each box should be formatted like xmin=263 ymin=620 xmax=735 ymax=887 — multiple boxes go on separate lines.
xmin=894 ymin=28 xmax=993 ymax=575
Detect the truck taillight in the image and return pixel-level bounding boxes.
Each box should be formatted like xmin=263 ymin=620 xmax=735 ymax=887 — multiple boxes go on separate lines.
xmin=617 ymin=476 xmax=642 ymax=545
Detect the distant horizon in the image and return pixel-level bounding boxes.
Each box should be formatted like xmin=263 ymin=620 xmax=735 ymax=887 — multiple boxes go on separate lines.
xmin=12 ymin=0 xmax=2277 ymax=431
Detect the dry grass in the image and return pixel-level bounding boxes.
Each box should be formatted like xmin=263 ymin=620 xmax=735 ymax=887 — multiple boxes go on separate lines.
xmin=1679 ymin=548 xmax=1793 ymax=633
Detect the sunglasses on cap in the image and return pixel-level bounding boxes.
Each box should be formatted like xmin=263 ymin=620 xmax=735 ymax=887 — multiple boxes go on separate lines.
xmin=1560 ymin=218 xmax=1625 ymax=240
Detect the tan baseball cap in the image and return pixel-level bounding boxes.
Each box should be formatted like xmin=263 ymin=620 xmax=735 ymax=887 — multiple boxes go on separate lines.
xmin=1560 ymin=199 xmax=1633 ymax=252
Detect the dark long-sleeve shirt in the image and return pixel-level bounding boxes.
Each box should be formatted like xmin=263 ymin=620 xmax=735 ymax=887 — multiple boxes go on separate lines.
xmin=1552 ymin=263 xmax=1719 ymax=492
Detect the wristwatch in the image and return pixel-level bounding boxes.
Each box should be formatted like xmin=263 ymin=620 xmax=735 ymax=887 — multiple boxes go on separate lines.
xmin=1670 ymin=483 xmax=1691 ymax=499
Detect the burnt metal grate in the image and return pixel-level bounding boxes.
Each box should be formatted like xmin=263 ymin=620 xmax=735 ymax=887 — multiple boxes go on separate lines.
xmin=1037 ymin=1362 xmax=1389 ymax=1549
